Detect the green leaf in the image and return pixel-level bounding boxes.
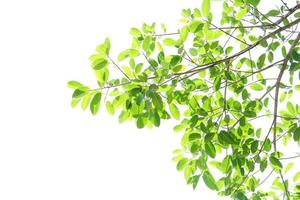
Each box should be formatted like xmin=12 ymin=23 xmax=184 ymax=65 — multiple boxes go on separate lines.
xmin=118 ymin=49 xmax=140 ymax=61
xmin=151 ymin=92 xmax=163 ymax=110
xmin=161 ymin=23 xmax=167 ymax=32
xmin=293 ymin=127 xmax=300 ymax=142
xmin=143 ymin=36 xmax=151 ymax=51
xmin=104 ymin=37 xmax=111 ymax=55
xmin=287 ymin=101 xmax=295 ymax=114
xmin=263 ymin=139 xmax=271 ymax=152
xmin=71 ymin=98 xmax=81 ymax=108
xmin=90 ymin=92 xmax=102 ymax=115
xmin=93 ymin=58 xmax=109 ymax=70
xmin=234 ymin=192 xmax=248 ymax=200
xmin=173 ymin=124 xmax=185 ymax=132
xmin=269 ymin=155 xmax=283 ymax=170
xmin=105 ymin=101 xmax=115 ymax=115
xmin=191 ymin=175 xmax=200 ymax=190
xmin=177 ymin=158 xmax=188 ymax=171
xmin=268 ymin=52 xmax=274 ymax=62
xmin=295 ymin=85 xmax=300 ymax=91
xmin=292 ymin=50 xmax=300 ymax=61
xmin=251 ymin=141 xmax=258 ymax=153
xmin=218 ymin=131 xmax=235 ymax=145
xmin=67 ymin=81 xmax=84 ymax=89
xmin=169 ymin=103 xmax=180 ymax=120
xmin=206 ymin=30 xmax=222 ymax=40
xmin=213 ymin=77 xmax=221 ymax=91
xmin=270 ymin=42 xmax=280 ymax=51
xmin=282 ymin=46 xmax=287 ymax=57
xmin=189 ymin=133 xmax=201 ymax=141
xmin=250 ymin=83 xmax=264 ymax=91
xmin=294 ymin=172 xmax=300 ymax=182
xmin=260 ymin=158 xmax=267 ymax=172
xmin=267 ymin=10 xmax=280 ymax=17
xmin=244 ymin=110 xmax=256 ymax=118
xmin=189 ymin=21 xmax=203 ymax=33
xmin=96 ymin=37 xmax=110 ymax=55
xmin=202 ymin=170 xmax=218 ymax=191
xmin=246 ymin=0 xmax=260 ymax=7
xmin=257 ymin=54 xmax=266 ymax=68
xmin=130 ymin=27 xmax=142 ymax=37
xmin=225 ymin=47 xmax=234 ymax=55
xmin=280 ymin=91 xmax=287 ymax=103
xmin=150 ymin=110 xmax=160 ymax=127
xmin=285 ymin=163 xmax=294 ymax=174
xmin=72 ymin=89 xmax=86 ymax=98
xmin=81 ymin=93 xmax=91 ymax=110
xmin=172 ymin=64 xmax=184 ymax=73
xmin=179 ymin=25 xmax=189 ymax=43
xmin=96 ymin=68 xmax=109 ymax=86
xmin=163 ymin=38 xmax=176 ymax=46
xmin=136 ymin=116 xmax=145 ymax=129
xmin=201 ymin=0 xmax=210 ymax=18
xmin=170 ymin=55 xmax=182 ymax=66
xmin=205 ymin=141 xmax=216 ymax=158
xmin=235 ymin=8 xmax=248 ymax=20
xmin=119 ymin=111 xmax=130 ymax=123
xmin=234 ymin=0 xmax=244 ymax=6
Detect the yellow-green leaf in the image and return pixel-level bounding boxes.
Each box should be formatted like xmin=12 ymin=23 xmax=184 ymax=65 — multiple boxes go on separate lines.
xmin=201 ymin=0 xmax=210 ymax=18
xmin=169 ymin=103 xmax=180 ymax=120
xmin=90 ymin=92 xmax=102 ymax=115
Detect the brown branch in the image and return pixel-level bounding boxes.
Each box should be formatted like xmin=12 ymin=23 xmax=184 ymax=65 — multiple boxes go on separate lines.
xmin=280 ymin=155 xmax=300 ymax=160
xmin=175 ymin=18 xmax=300 ymax=76
xmin=107 ymin=55 xmax=131 ymax=80
xmin=152 ymin=3 xmax=300 ymax=38
xmin=258 ymin=169 xmax=275 ymax=187
xmin=273 ymin=33 xmax=300 ymax=151
xmin=202 ymin=19 xmax=250 ymax=46
xmin=272 ymin=32 xmax=300 ymax=200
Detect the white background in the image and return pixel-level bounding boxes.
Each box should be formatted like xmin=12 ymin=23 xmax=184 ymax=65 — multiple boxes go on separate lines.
xmin=0 ymin=0 xmax=298 ymax=200
xmin=0 ymin=0 xmax=220 ymax=199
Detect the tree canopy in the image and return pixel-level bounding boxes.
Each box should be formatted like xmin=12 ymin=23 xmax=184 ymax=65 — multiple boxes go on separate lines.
xmin=68 ymin=0 xmax=300 ymax=199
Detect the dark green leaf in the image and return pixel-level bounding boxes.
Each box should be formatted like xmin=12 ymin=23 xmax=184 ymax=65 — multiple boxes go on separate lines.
xmin=205 ymin=141 xmax=216 ymax=158
xmin=136 ymin=116 xmax=145 ymax=129
xmin=292 ymin=50 xmax=300 ymax=61
xmin=189 ymin=133 xmax=201 ymax=141
xmin=203 ymin=170 xmax=218 ymax=191
xmin=246 ymin=0 xmax=260 ymax=7
xmin=293 ymin=127 xmax=300 ymax=142
xmin=150 ymin=110 xmax=160 ymax=127
xmin=266 ymin=10 xmax=280 ymax=17
xmin=72 ymin=89 xmax=86 ymax=98
xmin=93 ymin=58 xmax=109 ymax=70
xmin=213 ymin=77 xmax=221 ymax=91
xmin=151 ymin=92 xmax=163 ymax=110
xmin=90 ymin=92 xmax=102 ymax=115
xmin=270 ymin=155 xmax=283 ymax=170
xmin=257 ymin=54 xmax=266 ymax=69
xmin=218 ymin=131 xmax=235 ymax=145
xmin=170 ymin=55 xmax=182 ymax=66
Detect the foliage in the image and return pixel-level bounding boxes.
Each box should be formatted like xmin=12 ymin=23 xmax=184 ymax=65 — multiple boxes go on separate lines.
xmin=68 ymin=0 xmax=300 ymax=199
